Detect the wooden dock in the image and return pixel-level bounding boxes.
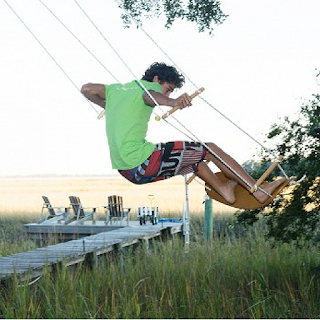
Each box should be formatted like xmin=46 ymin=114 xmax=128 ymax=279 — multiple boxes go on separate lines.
xmin=23 ymin=220 xmax=125 ymax=241
xmin=0 ymin=221 xmax=183 ymax=282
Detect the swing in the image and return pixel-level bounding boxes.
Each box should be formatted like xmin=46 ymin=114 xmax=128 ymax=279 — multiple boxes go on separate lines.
xmin=205 ymin=172 xmax=292 ymax=210
xmin=9 ymin=0 xmax=295 ymax=210
xmin=165 ymin=102 xmax=294 ymax=210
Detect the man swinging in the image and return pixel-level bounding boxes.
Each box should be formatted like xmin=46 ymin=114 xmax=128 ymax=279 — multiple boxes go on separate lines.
xmin=81 ymin=62 xmax=287 ymax=207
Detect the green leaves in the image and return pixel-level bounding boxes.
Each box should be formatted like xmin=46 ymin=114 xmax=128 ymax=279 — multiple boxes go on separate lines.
xmin=118 ymin=0 xmax=228 ymax=35
xmin=238 ymin=89 xmax=320 ymax=245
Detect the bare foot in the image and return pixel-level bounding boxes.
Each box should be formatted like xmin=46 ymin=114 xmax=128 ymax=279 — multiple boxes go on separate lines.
xmin=253 ymin=177 xmax=287 ymax=203
xmin=209 ymin=180 xmax=237 ymax=204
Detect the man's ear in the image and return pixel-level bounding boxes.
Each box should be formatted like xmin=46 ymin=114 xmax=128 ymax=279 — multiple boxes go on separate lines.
xmin=152 ymin=76 xmax=159 ymax=83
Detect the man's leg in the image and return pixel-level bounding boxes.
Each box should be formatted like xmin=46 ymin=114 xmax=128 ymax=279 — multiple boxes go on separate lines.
xmin=196 ymin=161 xmax=237 ymax=204
xmin=199 ymin=142 xmax=287 ymax=204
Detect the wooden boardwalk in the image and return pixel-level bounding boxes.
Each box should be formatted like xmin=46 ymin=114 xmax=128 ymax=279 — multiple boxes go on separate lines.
xmin=0 ymin=221 xmax=183 ymax=282
xmin=23 ymin=221 xmax=124 ymax=241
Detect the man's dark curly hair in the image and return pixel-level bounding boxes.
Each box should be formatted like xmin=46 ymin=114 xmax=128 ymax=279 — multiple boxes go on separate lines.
xmin=142 ymin=62 xmax=185 ymax=89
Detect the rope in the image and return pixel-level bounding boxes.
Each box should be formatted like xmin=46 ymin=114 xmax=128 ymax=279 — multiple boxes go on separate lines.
xmin=36 ymin=0 xmax=165 ymax=121
xmin=72 ymin=1 xmax=239 ymax=188
xmin=73 ymin=0 xmax=162 ymax=111
xmin=73 ymin=0 xmax=133 ymax=77
xmin=6 ymin=0 xmax=287 ymax=191
xmin=73 ymin=0 xmax=164 ymax=113
xmin=67 ymin=0 xmax=277 ymax=193
xmin=107 ymin=1 xmax=278 ymax=191
xmin=114 ymin=0 xmax=289 ymax=182
xmin=72 ymin=0 xmax=206 ymax=138
xmin=124 ymin=5 xmax=265 ymax=150
xmin=3 ymin=0 xmax=99 ymax=113
xmin=36 ymin=0 xmax=195 ymax=136
xmin=4 ymin=0 xmax=192 ymax=141
xmin=71 ymin=1 xmax=202 ymax=135
xmin=38 ymin=0 xmax=120 ymax=83
xmin=3 ymin=0 xmax=99 ymax=115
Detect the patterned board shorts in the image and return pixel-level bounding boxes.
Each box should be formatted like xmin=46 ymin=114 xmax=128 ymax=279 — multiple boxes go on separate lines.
xmin=118 ymin=141 xmax=207 ymax=185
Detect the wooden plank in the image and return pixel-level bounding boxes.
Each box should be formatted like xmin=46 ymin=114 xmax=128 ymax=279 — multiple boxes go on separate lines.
xmin=23 ymin=224 xmax=122 ymax=235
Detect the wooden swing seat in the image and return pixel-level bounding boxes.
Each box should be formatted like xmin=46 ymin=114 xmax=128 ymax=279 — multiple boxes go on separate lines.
xmin=205 ymin=171 xmax=292 ymax=210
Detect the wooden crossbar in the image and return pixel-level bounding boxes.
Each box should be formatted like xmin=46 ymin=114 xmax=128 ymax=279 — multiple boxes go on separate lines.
xmin=186 ymin=156 xmax=284 ymax=195
xmin=249 ymin=156 xmax=284 ymax=193
xmin=159 ymin=87 xmax=205 ymax=120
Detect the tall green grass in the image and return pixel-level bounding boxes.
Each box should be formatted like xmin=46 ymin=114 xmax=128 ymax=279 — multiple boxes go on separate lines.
xmin=0 ymin=214 xmax=38 ymax=256
xmin=1 ymin=214 xmax=320 ymax=318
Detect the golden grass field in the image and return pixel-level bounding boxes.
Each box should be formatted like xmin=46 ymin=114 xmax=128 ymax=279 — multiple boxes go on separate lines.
xmin=0 ymin=175 xmax=237 ymax=218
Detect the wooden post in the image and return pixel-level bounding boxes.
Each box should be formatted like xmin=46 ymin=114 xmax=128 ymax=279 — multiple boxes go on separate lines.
xmin=183 ymin=175 xmax=190 ymax=253
xmin=204 ymin=197 xmax=213 ymax=241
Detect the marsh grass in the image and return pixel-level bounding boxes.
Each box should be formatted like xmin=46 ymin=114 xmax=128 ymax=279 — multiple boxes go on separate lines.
xmin=0 ymin=214 xmax=38 ymax=256
xmin=1 ymin=214 xmax=320 ymax=318
xmin=0 ymin=176 xmax=237 ymax=217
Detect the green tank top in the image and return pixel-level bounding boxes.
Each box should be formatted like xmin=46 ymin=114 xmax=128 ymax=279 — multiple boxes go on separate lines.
xmin=105 ymin=80 xmax=162 ymax=170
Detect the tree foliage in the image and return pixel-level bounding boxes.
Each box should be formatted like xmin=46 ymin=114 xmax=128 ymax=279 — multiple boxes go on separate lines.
xmin=117 ymin=0 xmax=228 ymax=35
xmin=237 ymin=92 xmax=320 ymax=246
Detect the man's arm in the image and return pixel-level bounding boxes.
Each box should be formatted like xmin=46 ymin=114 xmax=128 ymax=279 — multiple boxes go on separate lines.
xmin=81 ymin=83 xmax=106 ymax=109
xmin=143 ymin=91 xmax=192 ymax=109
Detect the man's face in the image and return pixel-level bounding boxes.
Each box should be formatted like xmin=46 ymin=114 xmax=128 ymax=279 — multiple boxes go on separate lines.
xmin=152 ymin=76 xmax=176 ymax=97
xmin=160 ymin=82 xmax=176 ymax=97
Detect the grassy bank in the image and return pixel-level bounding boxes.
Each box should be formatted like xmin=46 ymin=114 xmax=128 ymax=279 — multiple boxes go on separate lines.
xmin=1 ymin=214 xmax=320 ymax=318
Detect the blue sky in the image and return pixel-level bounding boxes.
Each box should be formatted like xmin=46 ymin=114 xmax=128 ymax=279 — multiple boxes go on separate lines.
xmin=1 ymin=0 xmax=320 ymax=176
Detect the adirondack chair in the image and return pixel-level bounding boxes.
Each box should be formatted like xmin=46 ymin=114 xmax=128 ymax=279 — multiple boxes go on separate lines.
xmin=104 ymin=195 xmax=131 ymax=226
xmin=68 ymin=196 xmax=97 ymax=225
xmin=38 ymin=196 xmax=70 ymax=224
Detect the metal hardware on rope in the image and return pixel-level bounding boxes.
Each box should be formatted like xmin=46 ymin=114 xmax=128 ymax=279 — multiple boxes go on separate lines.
xmin=97 ymin=109 xmax=106 ymax=120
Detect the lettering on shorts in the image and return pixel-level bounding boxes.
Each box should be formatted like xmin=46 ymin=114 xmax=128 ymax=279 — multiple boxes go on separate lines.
xmin=157 ymin=142 xmax=188 ymax=179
